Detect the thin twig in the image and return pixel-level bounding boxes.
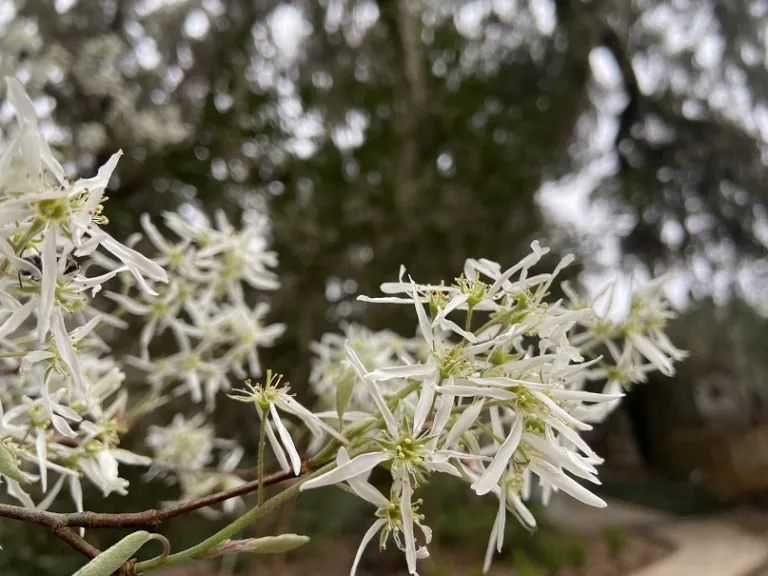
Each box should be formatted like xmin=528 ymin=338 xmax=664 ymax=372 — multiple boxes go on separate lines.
xmin=0 ymin=467 xmax=300 ymax=531
xmin=52 ymin=526 xmax=101 ymax=559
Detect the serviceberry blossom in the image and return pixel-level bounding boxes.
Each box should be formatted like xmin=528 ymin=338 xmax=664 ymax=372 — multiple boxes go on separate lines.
xmin=146 ymin=415 xmax=247 ymax=518
xmin=0 ymin=79 xmax=282 ymax=516
xmin=230 ymin=371 xmax=347 ymax=475
xmin=113 ymin=210 xmax=285 ymax=407
xmin=301 ymin=242 xmax=684 ymax=575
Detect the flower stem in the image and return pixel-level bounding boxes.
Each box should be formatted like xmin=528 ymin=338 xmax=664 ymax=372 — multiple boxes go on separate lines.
xmin=257 ymin=412 xmax=267 ymax=507
xmin=464 ymin=305 xmax=474 ymax=333
xmin=0 ymin=218 xmax=45 ymax=273
xmin=133 ymin=461 xmax=335 ymax=573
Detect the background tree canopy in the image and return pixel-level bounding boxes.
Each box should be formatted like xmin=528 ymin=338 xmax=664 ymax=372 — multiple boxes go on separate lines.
xmin=1 ymin=0 xmax=767 ymax=572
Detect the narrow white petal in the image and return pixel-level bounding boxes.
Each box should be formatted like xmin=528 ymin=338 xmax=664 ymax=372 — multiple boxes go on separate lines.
xmin=35 ymin=430 xmax=47 ymax=493
xmin=357 ymin=295 xmax=418 ymax=304
xmin=6 ymin=77 xmax=38 ymax=124
xmin=111 ymin=449 xmax=152 ymax=466
xmin=380 ymin=281 xmax=453 ymax=295
xmin=301 ymin=452 xmax=391 ymax=491
xmin=541 ymin=415 xmax=600 ymax=460
xmin=410 ymin=278 xmax=433 ymax=348
xmin=529 ymin=458 xmax=606 ymax=508
xmin=529 ymin=390 xmax=592 ymax=431
xmin=279 ymin=396 xmax=348 ymax=444
xmin=264 ymin=418 xmax=290 ymax=472
xmin=70 ymin=150 xmax=122 ymax=196
xmin=350 ymin=519 xmax=387 ymax=576
xmin=70 ymin=315 xmax=102 ymax=343
xmin=472 ymin=414 xmax=523 ymax=495
xmin=542 ymin=388 xmax=623 ymax=403
xmin=629 ymin=333 xmax=674 ymax=376
xmin=6 ymin=478 xmax=35 ymax=509
xmin=401 ymin=477 xmax=417 ymax=574
xmin=437 ymin=384 xmax=518 ymax=401
xmin=52 ymin=309 xmax=86 ymax=392
xmin=270 ymin=404 xmax=301 ymax=475
xmin=0 ymin=237 xmax=40 ymax=274
xmin=345 ymin=346 xmax=398 ymax=436
xmin=521 ymin=468 xmax=532 ymax=501
xmin=486 ymin=261 xmax=523 ymax=297
xmin=74 ymin=267 xmax=127 ymax=295
xmin=443 ymin=399 xmax=485 ymax=449
xmin=37 ymin=474 xmax=66 ymax=511
xmin=433 ymin=449 xmax=486 ymax=461
xmin=0 ymin=300 xmax=36 ymax=340
xmin=439 ymin=319 xmax=477 ymax=343
xmin=425 ymin=460 xmax=461 ymax=476
xmin=37 ymin=228 xmax=57 ymax=342
xmin=496 ymin=475 xmax=507 ymax=552
xmin=50 ymin=414 xmax=77 ymax=438
xmin=433 ymin=293 xmax=470 ymax=325
xmin=0 ymin=124 xmax=23 ymax=189
xmin=489 ymin=406 xmax=504 ymax=442
xmin=367 ymin=363 xmax=434 ymax=381
xmin=89 ymin=228 xmax=167 ymax=282
xmin=483 ymin=509 xmax=500 ymax=574
xmin=103 ymin=292 xmax=151 ymax=315
xmin=337 ymin=448 xmax=390 ymax=507
xmin=508 ymin=493 xmax=536 ymax=529
xmin=523 ymin=433 xmax=598 ymax=482
xmin=412 ymin=379 xmax=435 ymax=436
xmin=69 ymin=475 xmax=84 ymax=512
xmin=139 ymin=316 xmax=158 ymax=358
xmin=430 ymin=392 xmax=454 ymax=439
xmin=541 ymin=254 xmax=575 ymax=294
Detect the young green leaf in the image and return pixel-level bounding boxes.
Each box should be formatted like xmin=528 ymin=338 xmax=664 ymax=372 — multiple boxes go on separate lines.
xmin=335 ymin=368 xmax=356 ymax=422
xmin=72 ymin=531 xmax=159 ymax=576
xmin=0 ymin=442 xmax=27 ymax=484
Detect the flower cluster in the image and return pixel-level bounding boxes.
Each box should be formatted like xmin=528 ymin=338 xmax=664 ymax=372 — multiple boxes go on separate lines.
xmin=145 ymin=414 xmax=246 ymax=519
xmin=0 ymin=77 xmax=168 ymax=509
xmin=109 ymin=208 xmax=284 ymax=407
xmin=299 ymin=243 xmax=684 ymax=575
xmin=0 ymin=79 xmax=281 ymax=514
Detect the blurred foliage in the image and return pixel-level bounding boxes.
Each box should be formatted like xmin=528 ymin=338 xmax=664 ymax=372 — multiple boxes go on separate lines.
xmin=7 ymin=0 xmax=768 ymax=389
xmin=603 ymin=525 xmax=629 ymax=557
xmin=513 ymin=551 xmax=544 ymax=576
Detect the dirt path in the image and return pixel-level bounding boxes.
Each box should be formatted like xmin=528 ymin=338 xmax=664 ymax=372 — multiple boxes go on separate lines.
xmin=546 ymin=495 xmax=768 ymax=576
xmin=631 ymin=519 xmax=768 ymax=576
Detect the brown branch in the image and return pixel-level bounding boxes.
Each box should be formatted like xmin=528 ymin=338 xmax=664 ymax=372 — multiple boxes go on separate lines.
xmin=0 ymin=466 xmax=300 ymax=532
xmin=52 ymin=526 xmax=101 ymax=559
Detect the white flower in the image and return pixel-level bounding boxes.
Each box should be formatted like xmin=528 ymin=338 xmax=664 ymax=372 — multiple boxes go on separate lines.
xmin=218 ymin=302 xmax=285 ymax=378
xmin=146 ymin=414 xmax=215 ymax=474
xmin=301 ymin=347 xmax=481 ymax=492
xmin=327 ymin=447 xmax=431 ymax=576
xmin=230 ymin=372 xmax=347 ymax=475
xmin=105 ymin=282 xmax=183 ymax=360
xmin=1 ymin=78 xmax=168 ymax=315
xmin=75 ymin=421 xmax=151 ymax=497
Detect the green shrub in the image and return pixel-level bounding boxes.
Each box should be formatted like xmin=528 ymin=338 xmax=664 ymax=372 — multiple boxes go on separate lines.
xmin=514 ymin=551 xmax=543 ymax=576
xmin=537 ymin=533 xmax=572 ymax=570
xmin=604 ymin=526 xmax=629 ymax=556
xmin=567 ymin=535 xmax=589 ymax=567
